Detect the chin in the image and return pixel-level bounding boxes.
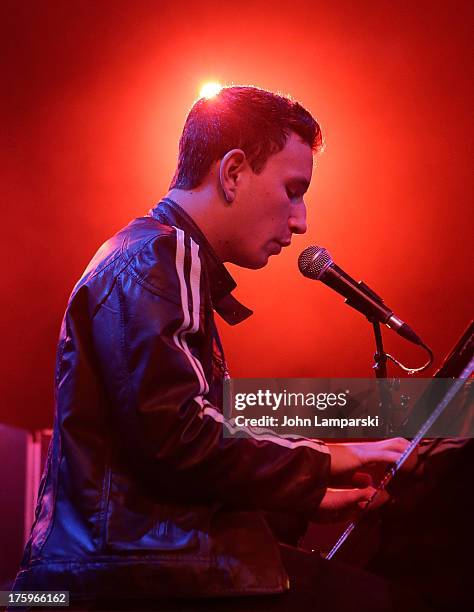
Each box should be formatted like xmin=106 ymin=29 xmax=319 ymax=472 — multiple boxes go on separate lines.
xmin=232 ymin=252 xmax=269 ymax=270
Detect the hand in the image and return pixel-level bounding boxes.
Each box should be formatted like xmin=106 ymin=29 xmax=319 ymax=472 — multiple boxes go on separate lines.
xmin=326 ymin=438 xmax=415 ymax=486
xmin=312 ymin=486 xmax=390 ymax=523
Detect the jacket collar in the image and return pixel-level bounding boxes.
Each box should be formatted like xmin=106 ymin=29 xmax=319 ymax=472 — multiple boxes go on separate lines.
xmin=149 ymin=198 xmax=253 ymax=325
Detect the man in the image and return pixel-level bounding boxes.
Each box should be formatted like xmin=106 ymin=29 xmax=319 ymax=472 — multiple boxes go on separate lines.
xmin=13 ymin=86 xmax=429 ymax=611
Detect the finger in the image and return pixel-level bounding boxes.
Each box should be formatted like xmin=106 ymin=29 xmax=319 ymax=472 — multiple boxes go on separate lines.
xmin=313 ymin=486 xmax=385 ymax=523
xmin=374 ymin=439 xmax=418 ymax=472
xmin=364 ymin=448 xmax=409 ymax=465
xmin=373 ymin=438 xmax=410 ymax=453
xmin=358 ymin=488 xmax=390 ymax=512
xmin=353 ymin=485 xmax=377 ymax=505
xmin=377 ymin=451 xmax=405 ymax=463
xmin=354 ymin=440 xmax=409 ymax=468
xmin=321 ymin=486 xmax=376 ymax=512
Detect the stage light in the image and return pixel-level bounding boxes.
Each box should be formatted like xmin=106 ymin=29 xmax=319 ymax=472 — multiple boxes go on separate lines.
xmin=199 ymin=82 xmax=223 ymax=99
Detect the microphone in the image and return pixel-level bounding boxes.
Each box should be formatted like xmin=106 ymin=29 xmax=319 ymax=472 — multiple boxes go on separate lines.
xmin=298 ymin=245 xmax=425 ymax=346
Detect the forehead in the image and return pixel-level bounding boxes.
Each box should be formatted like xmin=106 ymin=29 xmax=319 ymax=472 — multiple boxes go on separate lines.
xmin=264 ymin=131 xmax=313 ymax=180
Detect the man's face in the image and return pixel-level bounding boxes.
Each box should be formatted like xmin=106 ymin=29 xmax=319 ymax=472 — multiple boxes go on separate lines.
xmin=229 ymin=131 xmax=313 ymax=269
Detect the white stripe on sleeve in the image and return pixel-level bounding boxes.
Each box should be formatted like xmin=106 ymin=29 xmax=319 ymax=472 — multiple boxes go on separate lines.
xmin=171 ymin=227 xmax=329 ymax=455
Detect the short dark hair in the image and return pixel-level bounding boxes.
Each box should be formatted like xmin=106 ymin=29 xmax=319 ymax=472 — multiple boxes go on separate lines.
xmin=170 ymin=86 xmax=323 ymax=190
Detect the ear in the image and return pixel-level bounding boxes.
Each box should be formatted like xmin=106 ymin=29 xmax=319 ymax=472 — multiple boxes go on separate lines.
xmin=219 ymin=149 xmax=247 ymax=204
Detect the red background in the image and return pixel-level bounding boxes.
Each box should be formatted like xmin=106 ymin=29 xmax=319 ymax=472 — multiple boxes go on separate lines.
xmin=1 ymin=0 xmax=472 ymax=431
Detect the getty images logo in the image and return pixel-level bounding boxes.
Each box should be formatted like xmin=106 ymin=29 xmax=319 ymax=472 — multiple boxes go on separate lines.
xmin=233 ymin=390 xmax=350 ymax=412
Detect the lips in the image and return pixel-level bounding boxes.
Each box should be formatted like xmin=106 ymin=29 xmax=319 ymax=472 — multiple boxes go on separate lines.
xmin=267 ymin=240 xmax=291 ymax=256
xmin=269 ymin=240 xmax=290 ymax=255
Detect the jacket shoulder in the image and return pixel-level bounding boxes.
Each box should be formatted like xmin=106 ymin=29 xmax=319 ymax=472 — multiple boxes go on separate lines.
xmin=122 ymin=216 xmax=181 ymax=299
xmin=80 ymin=216 xmax=205 ymax=305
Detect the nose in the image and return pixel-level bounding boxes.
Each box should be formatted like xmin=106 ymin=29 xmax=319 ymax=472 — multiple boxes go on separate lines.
xmin=289 ymin=200 xmax=307 ymax=235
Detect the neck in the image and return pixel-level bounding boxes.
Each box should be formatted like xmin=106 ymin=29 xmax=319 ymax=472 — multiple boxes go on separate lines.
xmin=164 ymin=186 xmax=231 ymax=262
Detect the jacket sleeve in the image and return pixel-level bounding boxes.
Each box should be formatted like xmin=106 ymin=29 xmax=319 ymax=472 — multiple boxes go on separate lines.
xmin=90 ymin=228 xmax=330 ymax=517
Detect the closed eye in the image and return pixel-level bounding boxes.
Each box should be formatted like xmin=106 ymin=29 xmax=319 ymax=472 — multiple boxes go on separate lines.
xmin=286 ymin=188 xmax=306 ymax=202
xmin=286 ymin=178 xmax=309 ymax=201
xmin=286 ymin=187 xmax=300 ymax=200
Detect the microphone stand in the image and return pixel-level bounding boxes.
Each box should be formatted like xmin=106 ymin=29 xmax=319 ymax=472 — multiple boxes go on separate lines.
xmin=370 ymin=319 xmax=395 ymax=436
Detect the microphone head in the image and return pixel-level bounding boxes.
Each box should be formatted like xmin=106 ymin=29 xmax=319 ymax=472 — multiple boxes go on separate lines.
xmin=298 ymin=245 xmax=333 ymax=279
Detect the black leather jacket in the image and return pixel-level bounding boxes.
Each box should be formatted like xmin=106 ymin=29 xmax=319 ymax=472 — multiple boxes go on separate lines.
xmin=13 ymin=199 xmax=330 ymax=604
